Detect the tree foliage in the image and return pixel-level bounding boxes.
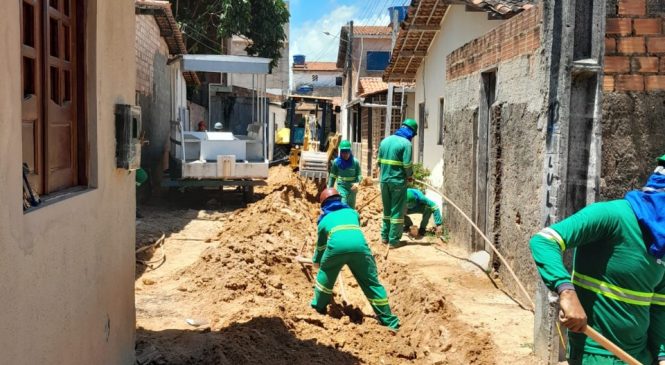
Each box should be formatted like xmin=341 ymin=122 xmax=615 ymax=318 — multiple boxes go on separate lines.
xmin=170 ymin=0 xmax=289 ymax=68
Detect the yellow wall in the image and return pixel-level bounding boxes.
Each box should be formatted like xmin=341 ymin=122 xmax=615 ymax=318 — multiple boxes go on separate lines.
xmin=0 ymin=0 xmax=136 ymax=363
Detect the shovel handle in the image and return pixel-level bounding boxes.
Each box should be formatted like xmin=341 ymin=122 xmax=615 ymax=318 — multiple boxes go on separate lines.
xmin=583 ymin=326 xmax=641 ymax=365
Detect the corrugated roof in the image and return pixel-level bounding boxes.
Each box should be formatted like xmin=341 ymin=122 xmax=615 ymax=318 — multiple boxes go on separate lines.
xmin=383 ymin=0 xmax=535 ymax=82
xmin=292 ymin=62 xmax=341 ymax=72
xmin=135 ymin=0 xmax=200 ymax=86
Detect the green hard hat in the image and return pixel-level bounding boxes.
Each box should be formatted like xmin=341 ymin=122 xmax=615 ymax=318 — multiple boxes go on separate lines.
xmin=135 ymin=168 xmax=148 ymax=187
xmin=658 ymin=154 xmax=665 ymax=164
xmin=402 ymin=119 xmax=418 ymax=134
xmin=339 ymin=140 xmax=352 ymax=150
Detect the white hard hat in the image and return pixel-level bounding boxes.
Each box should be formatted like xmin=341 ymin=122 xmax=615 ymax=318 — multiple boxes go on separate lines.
xmin=214 ymin=122 xmax=223 ymax=130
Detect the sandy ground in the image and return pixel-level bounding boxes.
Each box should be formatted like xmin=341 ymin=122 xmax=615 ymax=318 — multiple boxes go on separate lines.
xmin=134 ymin=166 xmax=541 ymax=364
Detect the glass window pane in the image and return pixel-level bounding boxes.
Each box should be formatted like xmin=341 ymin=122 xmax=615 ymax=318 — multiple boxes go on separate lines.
xmin=49 ymin=17 xmax=59 ymax=58
xmin=50 ymin=66 xmax=59 ymax=103
xmin=23 ymin=57 xmax=35 ymax=98
xmin=63 ymin=24 xmax=70 ymax=61
xmin=22 ymin=2 xmax=35 ymax=47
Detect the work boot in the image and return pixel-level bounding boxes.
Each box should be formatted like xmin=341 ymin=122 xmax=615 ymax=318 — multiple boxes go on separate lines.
xmin=418 ymin=228 xmax=426 ymax=237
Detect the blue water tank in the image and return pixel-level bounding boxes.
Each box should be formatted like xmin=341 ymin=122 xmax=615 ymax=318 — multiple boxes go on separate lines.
xmin=296 ymin=84 xmax=314 ymax=94
xmin=388 ymin=6 xmax=408 ymax=24
xmin=293 ymin=55 xmax=306 ymax=65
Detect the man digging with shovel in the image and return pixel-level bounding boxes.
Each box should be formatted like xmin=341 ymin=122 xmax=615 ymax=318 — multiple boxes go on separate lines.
xmin=530 ymin=154 xmax=665 ymax=365
xmin=404 ymin=188 xmax=443 ymax=238
xmin=308 ymin=188 xmax=400 ymax=330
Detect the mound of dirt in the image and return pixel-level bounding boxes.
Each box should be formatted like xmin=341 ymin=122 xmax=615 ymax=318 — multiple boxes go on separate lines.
xmin=137 ymin=168 xmax=499 ymax=364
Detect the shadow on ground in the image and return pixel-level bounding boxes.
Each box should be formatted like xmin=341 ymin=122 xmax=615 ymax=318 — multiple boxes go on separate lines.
xmin=135 ymin=316 xmax=361 ymax=365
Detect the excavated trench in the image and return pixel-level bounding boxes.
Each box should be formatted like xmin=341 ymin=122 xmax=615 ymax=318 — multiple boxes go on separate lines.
xmin=135 ymin=166 xmax=499 ymax=364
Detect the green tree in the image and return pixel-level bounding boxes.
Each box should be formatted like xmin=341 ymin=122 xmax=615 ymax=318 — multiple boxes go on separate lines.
xmin=171 ymin=0 xmax=289 ymax=68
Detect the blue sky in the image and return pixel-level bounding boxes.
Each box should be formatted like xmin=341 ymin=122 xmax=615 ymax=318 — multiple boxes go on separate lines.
xmin=289 ymin=0 xmax=410 ymax=62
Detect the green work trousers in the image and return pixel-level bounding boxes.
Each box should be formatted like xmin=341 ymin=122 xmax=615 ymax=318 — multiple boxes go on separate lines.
xmin=338 ymin=183 xmax=357 ymax=209
xmin=310 ymin=252 xmax=400 ymax=329
xmin=405 ymin=208 xmax=432 ymax=231
xmin=380 ymin=182 xmax=407 ymax=245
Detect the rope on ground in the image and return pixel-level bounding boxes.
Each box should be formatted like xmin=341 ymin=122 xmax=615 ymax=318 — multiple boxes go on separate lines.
xmin=416 ymin=180 xmax=535 ymax=310
xmin=136 ymin=233 xmax=166 ymax=269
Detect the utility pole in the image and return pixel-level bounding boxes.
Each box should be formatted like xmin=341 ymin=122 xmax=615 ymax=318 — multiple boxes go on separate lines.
xmin=385 ymin=9 xmax=398 ymax=138
xmin=346 ymin=21 xmax=353 ymax=141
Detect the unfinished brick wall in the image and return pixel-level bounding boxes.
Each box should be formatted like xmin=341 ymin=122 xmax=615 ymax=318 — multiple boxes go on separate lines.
xmin=446 ymin=5 xmax=541 ymax=81
xmin=135 ymin=15 xmax=169 ymax=95
xmin=604 ymin=0 xmax=665 ymax=91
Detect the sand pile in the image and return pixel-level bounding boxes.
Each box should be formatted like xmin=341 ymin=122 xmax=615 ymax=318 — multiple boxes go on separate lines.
xmin=137 ymin=168 xmax=497 ymax=364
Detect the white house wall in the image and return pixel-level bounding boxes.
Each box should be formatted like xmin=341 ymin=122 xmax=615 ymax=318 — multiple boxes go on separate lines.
xmin=414 ymin=5 xmax=504 ymax=189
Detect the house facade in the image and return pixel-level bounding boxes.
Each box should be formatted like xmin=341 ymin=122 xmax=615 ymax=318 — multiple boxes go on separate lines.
xmin=135 ymin=0 xmax=199 ymax=192
xmin=291 ymin=59 xmax=343 ymax=97
xmin=1 ymin=0 xmax=137 ymax=363
xmin=385 ymin=0 xmax=665 ymax=362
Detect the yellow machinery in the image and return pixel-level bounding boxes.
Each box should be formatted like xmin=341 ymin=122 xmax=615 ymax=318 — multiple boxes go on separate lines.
xmin=288 ymin=115 xmax=340 ymax=180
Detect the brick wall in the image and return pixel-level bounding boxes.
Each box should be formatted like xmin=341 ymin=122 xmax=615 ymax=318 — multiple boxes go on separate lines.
xmin=604 ymin=0 xmax=665 ymax=92
xmin=446 ymin=5 xmax=541 ymax=81
xmin=135 ymin=15 xmax=169 ymax=95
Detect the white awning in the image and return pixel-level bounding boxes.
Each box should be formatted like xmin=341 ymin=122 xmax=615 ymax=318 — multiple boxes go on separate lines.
xmin=181 ymin=55 xmax=271 ymax=74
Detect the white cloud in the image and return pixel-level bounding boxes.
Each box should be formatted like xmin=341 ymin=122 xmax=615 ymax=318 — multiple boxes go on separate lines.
xmin=290 ymin=4 xmax=391 ymax=63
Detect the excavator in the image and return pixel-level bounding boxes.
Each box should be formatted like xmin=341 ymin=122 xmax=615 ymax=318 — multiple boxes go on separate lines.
xmin=288 ymin=114 xmax=340 ymax=180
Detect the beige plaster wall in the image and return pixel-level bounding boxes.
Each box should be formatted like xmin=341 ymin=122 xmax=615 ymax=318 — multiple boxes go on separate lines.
xmin=0 ymin=0 xmax=136 ymax=363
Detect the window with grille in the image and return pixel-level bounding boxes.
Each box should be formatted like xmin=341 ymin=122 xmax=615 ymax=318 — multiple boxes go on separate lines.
xmin=335 ymin=76 xmax=342 ymax=86
xmin=312 ymin=74 xmax=318 ymax=82
xmin=21 ymin=0 xmax=86 ymax=196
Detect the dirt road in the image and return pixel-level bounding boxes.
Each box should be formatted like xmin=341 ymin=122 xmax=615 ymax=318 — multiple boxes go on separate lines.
xmin=135 ymin=166 xmax=540 ymax=364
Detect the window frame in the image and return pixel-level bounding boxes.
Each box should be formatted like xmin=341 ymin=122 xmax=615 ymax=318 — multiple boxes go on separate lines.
xmin=20 ymin=0 xmax=87 ymax=199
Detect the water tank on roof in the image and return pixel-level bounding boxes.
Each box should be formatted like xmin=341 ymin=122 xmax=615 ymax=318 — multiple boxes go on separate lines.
xmin=293 ymin=55 xmax=306 ymax=65
xmin=388 ymin=6 xmax=408 ymax=24
xmin=296 ymin=84 xmax=314 ymax=94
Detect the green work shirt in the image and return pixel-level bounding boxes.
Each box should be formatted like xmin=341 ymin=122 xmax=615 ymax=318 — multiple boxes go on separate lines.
xmin=530 ymin=200 xmax=665 ymax=363
xmin=406 ymin=188 xmax=442 ymax=225
xmin=377 ymin=135 xmax=413 ymax=183
xmin=328 ymin=159 xmax=361 ymax=188
xmin=313 ymin=208 xmax=372 ymax=264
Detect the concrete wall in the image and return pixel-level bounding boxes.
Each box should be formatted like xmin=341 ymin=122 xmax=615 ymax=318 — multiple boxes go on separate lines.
xmin=443 ymin=6 xmax=545 ymax=298
xmin=293 ymin=70 xmax=342 ymax=89
xmin=230 ymin=27 xmax=290 ymax=97
xmin=0 ymin=0 xmax=136 ymax=363
xmin=414 ymin=5 xmax=504 ymax=189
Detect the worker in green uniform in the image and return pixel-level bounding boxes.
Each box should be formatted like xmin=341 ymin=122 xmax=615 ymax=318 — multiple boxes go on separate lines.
xmin=529 ymin=154 xmax=665 ymax=365
xmin=377 ymin=119 xmax=416 ymax=246
xmin=328 ymin=140 xmax=361 ymax=209
xmin=404 ymin=188 xmax=443 ymax=237
xmin=311 ymin=188 xmax=400 ymax=330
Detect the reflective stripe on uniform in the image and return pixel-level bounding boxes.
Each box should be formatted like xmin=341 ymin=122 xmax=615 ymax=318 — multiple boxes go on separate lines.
xmin=317 ymin=245 xmax=327 ymax=251
xmin=328 ymin=224 xmax=362 ymax=239
xmin=315 ymin=281 xmax=333 ymax=294
xmin=390 ymin=218 xmax=404 ymax=224
xmin=379 ymin=159 xmax=405 ymax=167
xmin=537 ymin=227 xmax=566 ymax=251
xmin=383 ymin=216 xmax=390 ymax=221
xmin=368 ymin=297 xmax=390 ymax=306
xmin=572 ymin=271 xmax=653 ymax=306
xmin=338 ymin=176 xmax=357 ymax=182
xmin=653 ymin=293 xmax=665 ymax=306
xmin=329 ymin=174 xmax=338 ymax=180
